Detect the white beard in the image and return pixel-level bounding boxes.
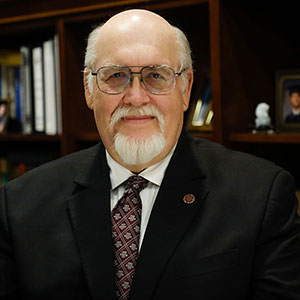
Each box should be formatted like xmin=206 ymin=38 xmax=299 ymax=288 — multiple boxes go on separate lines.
xmin=114 ymin=132 xmax=166 ymax=165
xmin=109 ymin=105 xmax=166 ymax=166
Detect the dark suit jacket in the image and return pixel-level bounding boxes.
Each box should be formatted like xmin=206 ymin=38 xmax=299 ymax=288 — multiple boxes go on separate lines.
xmin=1 ymin=132 xmax=300 ymax=300
xmin=285 ymin=112 xmax=300 ymax=123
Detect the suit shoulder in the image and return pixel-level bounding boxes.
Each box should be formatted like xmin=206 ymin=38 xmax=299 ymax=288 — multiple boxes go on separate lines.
xmin=185 ymin=136 xmax=298 ymax=206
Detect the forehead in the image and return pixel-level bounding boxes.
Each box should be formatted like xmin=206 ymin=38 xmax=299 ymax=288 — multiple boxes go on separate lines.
xmin=98 ymin=43 xmax=177 ymax=68
xmin=94 ymin=18 xmax=178 ymax=68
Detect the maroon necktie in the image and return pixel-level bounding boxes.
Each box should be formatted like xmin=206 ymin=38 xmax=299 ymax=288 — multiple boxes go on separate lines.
xmin=111 ymin=175 xmax=148 ymax=300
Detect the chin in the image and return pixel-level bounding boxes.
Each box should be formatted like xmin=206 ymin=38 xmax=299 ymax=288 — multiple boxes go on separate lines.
xmin=113 ymin=132 xmax=166 ymax=166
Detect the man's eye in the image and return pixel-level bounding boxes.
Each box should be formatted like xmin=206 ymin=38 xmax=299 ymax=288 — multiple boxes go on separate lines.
xmin=111 ymin=72 xmax=122 ymax=78
xmin=150 ymin=72 xmax=163 ymax=79
xmin=106 ymin=72 xmax=127 ymax=81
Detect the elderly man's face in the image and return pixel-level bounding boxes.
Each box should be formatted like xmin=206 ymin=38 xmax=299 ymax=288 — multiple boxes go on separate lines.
xmin=85 ymin=11 xmax=193 ymax=170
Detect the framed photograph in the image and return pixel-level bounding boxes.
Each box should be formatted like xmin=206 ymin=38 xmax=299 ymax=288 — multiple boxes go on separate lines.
xmin=185 ymin=77 xmax=213 ymax=132
xmin=276 ymin=70 xmax=300 ymax=131
xmin=0 ymin=99 xmax=10 ymax=133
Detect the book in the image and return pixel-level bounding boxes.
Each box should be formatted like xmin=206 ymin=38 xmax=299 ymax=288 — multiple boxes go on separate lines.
xmin=7 ymin=66 xmax=16 ymax=119
xmin=0 ymin=65 xmax=8 ymax=100
xmin=20 ymin=46 xmax=33 ymax=134
xmin=192 ymin=77 xmax=212 ymax=127
xmin=54 ymin=34 xmax=62 ymax=135
xmin=0 ymin=50 xmax=21 ymax=66
xmin=43 ymin=38 xmax=57 ymax=135
xmin=14 ymin=67 xmax=21 ymax=123
xmin=0 ymin=50 xmax=22 ymax=123
xmin=0 ymin=66 xmax=22 ymax=132
xmin=32 ymin=46 xmax=45 ymax=133
xmin=1 ymin=39 xmax=61 ymax=135
xmin=0 ymin=156 xmax=36 ymax=186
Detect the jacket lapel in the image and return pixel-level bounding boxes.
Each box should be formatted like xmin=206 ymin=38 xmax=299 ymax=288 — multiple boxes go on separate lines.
xmin=67 ymin=144 xmax=115 ymax=300
xmin=130 ymin=132 xmax=209 ymax=300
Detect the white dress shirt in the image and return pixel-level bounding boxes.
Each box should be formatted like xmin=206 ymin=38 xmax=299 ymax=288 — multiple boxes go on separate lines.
xmin=292 ymin=108 xmax=300 ymax=115
xmin=106 ymin=147 xmax=175 ymax=250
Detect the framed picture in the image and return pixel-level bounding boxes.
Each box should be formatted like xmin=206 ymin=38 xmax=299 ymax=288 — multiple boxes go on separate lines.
xmin=0 ymin=99 xmax=10 ymax=133
xmin=276 ymin=69 xmax=300 ymax=131
xmin=185 ymin=77 xmax=213 ymax=132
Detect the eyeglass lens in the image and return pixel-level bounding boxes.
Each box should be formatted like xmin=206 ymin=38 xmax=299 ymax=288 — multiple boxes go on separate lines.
xmin=96 ymin=66 xmax=175 ymax=94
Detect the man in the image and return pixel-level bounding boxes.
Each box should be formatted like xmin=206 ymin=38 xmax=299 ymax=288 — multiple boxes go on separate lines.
xmin=0 ymin=9 xmax=300 ymax=300
xmin=285 ymin=85 xmax=300 ymax=123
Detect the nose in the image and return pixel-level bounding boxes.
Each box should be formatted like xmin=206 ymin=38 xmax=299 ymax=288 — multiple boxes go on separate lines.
xmin=123 ymin=75 xmax=151 ymax=107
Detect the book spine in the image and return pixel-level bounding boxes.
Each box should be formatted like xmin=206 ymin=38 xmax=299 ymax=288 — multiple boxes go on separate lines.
xmin=1 ymin=65 xmax=8 ymax=99
xmin=196 ymin=78 xmax=211 ymax=125
xmin=43 ymin=39 xmax=57 ymax=135
xmin=20 ymin=46 xmax=33 ymax=134
xmin=32 ymin=46 xmax=45 ymax=133
xmin=54 ymin=34 xmax=62 ymax=135
xmin=15 ymin=66 xmax=21 ymax=123
xmin=7 ymin=66 xmax=16 ymax=119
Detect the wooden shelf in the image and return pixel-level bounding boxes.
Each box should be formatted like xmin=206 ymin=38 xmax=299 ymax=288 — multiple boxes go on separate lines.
xmin=189 ymin=131 xmax=214 ymax=141
xmin=229 ymin=132 xmax=300 ymax=144
xmin=0 ymin=133 xmax=61 ymax=142
xmin=75 ymin=132 xmax=100 ymax=143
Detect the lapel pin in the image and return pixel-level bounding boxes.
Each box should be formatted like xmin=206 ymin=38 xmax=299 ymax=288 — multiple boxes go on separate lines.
xmin=183 ymin=194 xmax=195 ymax=204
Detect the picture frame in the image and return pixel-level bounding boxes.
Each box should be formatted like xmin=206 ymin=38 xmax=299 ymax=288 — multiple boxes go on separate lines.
xmin=0 ymin=99 xmax=11 ymax=133
xmin=275 ymin=69 xmax=300 ymax=131
xmin=185 ymin=77 xmax=213 ymax=132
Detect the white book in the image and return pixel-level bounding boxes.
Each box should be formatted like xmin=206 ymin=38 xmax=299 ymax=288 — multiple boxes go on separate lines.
xmin=20 ymin=46 xmax=32 ymax=134
xmin=1 ymin=65 xmax=8 ymax=99
xmin=32 ymin=46 xmax=45 ymax=133
xmin=54 ymin=34 xmax=62 ymax=135
xmin=43 ymin=39 xmax=57 ymax=135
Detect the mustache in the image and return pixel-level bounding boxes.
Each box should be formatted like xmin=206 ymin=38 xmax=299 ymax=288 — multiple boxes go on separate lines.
xmin=108 ymin=105 xmax=164 ymax=132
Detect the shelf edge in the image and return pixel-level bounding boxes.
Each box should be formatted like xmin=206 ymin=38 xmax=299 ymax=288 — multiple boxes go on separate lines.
xmin=229 ymin=132 xmax=300 ymax=144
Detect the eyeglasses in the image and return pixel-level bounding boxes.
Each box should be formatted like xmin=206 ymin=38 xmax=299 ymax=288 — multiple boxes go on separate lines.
xmin=91 ymin=65 xmax=184 ymax=95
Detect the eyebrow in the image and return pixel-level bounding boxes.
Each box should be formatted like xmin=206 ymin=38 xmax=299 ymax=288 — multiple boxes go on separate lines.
xmin=97 ymin=64 xmax=173 ymax=70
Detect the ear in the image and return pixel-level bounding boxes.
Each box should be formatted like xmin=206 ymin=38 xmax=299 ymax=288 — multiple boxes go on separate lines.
xmin=83 ymin=67 xmax=94 ymax=110
xmin=182 ymin=70 xmax=193 ymax=112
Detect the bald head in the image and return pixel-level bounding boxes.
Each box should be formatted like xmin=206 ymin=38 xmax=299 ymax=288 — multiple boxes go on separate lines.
xmin=84 ymin=9 xmax=192 ymax=93
xmin=96 ymin=10 xmax=177 ymax=67
xmin=100 ymin=9 xmax=174 ymax=38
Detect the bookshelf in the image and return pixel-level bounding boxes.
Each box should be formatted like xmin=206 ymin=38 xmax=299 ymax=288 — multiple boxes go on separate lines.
xmin=0 ymin=0 xmax=300 ymax=200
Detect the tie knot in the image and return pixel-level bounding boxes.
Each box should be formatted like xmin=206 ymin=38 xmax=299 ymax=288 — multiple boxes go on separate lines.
xmin=126 ymin=175 xmax=148 ymax=193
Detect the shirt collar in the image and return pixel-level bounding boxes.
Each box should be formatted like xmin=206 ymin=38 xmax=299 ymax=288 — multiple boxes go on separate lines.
xmin=292 ymin=108 xmax=300 ymax=115
xmin=106 ymin=145 xmax=176 ymax=190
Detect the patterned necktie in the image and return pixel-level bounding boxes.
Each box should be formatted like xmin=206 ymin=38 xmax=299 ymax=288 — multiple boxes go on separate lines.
xmin=111 ymin=175 xmax=149 ymax=300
